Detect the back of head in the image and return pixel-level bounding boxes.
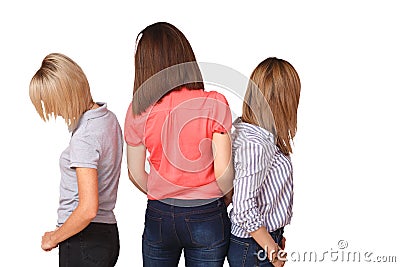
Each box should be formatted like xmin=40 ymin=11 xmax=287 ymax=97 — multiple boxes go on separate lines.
xmin=242 ymin=57 xmax=301 ymax=155
xmin=132 ymin=22 xmax=204 ymax=115
xmin=29 ymin=53 xmax=93 ymax=131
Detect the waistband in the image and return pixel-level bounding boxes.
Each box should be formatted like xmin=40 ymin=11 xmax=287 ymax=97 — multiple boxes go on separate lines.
xmin=159 ymin=197 xmax=220 ymax=207
xmin=147 ymin=197 xmax=225 ymax=214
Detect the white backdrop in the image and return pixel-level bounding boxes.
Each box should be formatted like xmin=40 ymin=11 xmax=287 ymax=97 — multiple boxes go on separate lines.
xmin=1 ymin=0 xmax=399 ymax=266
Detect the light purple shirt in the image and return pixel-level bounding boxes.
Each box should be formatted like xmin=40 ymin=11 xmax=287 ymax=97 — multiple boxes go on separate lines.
xmin=58 ymin=103 xmax=123 ymax=226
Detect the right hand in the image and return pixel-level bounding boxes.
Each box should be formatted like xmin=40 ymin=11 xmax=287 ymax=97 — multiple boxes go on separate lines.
xmin=272 ymin=259 xmax=286 ymax=267
xmin=41 ymin=230 xmax=58 ymax=252
xmin=272 ymin=246 xmax=287 ymax=267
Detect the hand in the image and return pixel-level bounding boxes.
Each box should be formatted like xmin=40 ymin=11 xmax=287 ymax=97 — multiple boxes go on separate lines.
xmin=41 ymin=231 xmax=58 ymax=252
xmin=272 ymin=246 xmax=287 ymax=267
xmin=272 ymin=247 xmax=287 ymax=267
xmin=272 ymin=258 xmax=286 ymax=267
xmin=280 ymin=235 xmax=286 ymax=250
xmin=223 ymin=194 xmax=232 ymax=206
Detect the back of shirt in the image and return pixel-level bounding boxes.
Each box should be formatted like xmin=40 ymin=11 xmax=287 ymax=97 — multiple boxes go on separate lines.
xmin=58 ymin=103 xmax=123 ymax=225
xmin=124 ymin=88 xmax=232 ymax=200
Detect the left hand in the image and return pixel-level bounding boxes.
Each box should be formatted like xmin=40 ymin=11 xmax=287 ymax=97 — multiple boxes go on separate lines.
xmin=41 ymin=231 xmax=58 ymax=252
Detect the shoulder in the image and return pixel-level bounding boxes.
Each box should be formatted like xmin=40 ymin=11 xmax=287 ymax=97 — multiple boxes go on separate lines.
xmin=125 ymin=103 xmax=148 ymax=126
xmin=70 ymin=125 xmax=99 ymax=151
xmin=232 ymin=138 xmax=268 ymax=174
xmin=232 ymin=125 xmax=277 ymax=158
xmin=205 ymin=90 xmax=229 ymax=104
xmin=233 ymin=133 xmax=266 ymax=156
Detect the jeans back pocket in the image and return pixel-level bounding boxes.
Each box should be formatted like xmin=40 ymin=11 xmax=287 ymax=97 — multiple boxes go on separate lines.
xmin=185 ymin=213 xmax=226 ymax=248
xmin=143 ymin=214 xmax=163 ymax=245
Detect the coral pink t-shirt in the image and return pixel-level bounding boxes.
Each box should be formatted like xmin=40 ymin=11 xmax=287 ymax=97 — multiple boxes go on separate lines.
xmin=124 ymin=88 xmax=232 ymax=200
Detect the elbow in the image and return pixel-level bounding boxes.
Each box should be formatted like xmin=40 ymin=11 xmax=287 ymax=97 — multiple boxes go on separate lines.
xmin=81 ymin=204 xmax=98 ymax=221
xmin=128 ymin=168 xmax=147 ymax=193
xmin=86 ymin=208 xmax=98 ymax=221
xmin=215 ymin=160 xmax=234 ymax=181
xmin=128 ymin=169 xmax=136 ymax=183
xmin=215 ymin=166 xmax=234 ymax=194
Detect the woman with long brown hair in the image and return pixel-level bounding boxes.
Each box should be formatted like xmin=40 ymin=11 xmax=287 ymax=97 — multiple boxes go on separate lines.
xmin=124 ymin=22 xmax=233 ymax=266
xmin=228 ymin=57 xmax=301 ymax=267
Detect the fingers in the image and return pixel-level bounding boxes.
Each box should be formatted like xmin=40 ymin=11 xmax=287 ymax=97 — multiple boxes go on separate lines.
xmin=41 ymin=231 xmax=57 ymax=252
xmin=281 ymin=236 xmax=286 ymax=250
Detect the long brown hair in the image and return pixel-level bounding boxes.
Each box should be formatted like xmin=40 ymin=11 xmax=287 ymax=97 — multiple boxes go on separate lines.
xmin=132 ymin=22 xmax=204 ymax=115
xmin=242 ymin=57 xmax=301 ymax=155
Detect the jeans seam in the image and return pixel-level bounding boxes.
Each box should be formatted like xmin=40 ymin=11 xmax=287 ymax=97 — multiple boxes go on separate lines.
xmin=230 ymin=238 xmax=250 ymax=267
xmin=172 ymin=213 xmax=182 ymax=247
xmin=243 ymin=244 xmax=249 ymax=267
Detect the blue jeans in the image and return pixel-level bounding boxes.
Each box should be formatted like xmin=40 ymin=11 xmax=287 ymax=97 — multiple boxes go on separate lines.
xmin=59 ymin=222 xmax=119 ymax=267
xmin=142 ymin=198 xmax=231 ymax=267
xmin=227 ymin=228 xmax=284 ymax=267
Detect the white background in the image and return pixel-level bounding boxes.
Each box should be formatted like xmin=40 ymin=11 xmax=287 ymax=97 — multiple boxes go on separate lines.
xmin=1 ymin=0 xmax=399 ymax=266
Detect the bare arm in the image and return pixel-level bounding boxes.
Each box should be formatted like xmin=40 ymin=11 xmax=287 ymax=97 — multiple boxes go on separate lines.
xmin=41 ymin=168 xmax=99 ymax=251
xmin=127 ymin=144 xmax=148 ymax=194
xmin=212 ymin=132 xmax=234 ymax=198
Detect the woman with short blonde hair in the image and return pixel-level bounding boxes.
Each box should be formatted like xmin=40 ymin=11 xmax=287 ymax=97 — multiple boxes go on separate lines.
xmin=30 ymin=53 xmax=122 ymax=267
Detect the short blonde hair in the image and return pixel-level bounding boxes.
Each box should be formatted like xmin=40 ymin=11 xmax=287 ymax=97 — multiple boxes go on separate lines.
xmin=29 ymin=53 xmax=93 ymax=131
xmin=242 ymin=57 xmax=301 ymax=155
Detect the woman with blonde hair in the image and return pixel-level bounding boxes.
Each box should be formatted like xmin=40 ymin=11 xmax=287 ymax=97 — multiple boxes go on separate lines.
xmin=228 ymin=57 xmax=301 ymax=267
xmin=124 ymin=22 xmax=233 ymax=266
xmin=30 ymin=53 xmax=122 ymax=267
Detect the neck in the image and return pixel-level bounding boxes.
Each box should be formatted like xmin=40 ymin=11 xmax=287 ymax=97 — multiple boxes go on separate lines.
xmin=87 ymin=102 xmax=96 ymax=111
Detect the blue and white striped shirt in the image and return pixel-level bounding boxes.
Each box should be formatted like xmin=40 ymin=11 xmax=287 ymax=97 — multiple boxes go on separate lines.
xmin=230 ymin=118 xmax=293 ymax=238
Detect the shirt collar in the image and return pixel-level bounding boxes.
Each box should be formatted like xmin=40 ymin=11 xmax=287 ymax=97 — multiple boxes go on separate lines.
xmin=233 ymin=117 xmax=276 ymax=144
xmin=72 ymin=102 xmax=107 ymax=133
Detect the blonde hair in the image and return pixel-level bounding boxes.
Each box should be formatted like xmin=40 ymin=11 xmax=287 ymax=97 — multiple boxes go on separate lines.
xmin=29 ymin=53 xmax=93 ymax=131
xmin=242 ymin=57 xmax=301 ymax=155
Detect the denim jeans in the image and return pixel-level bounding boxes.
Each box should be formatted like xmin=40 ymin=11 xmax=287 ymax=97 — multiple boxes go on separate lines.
xmin=142 ymin=198 xmax=231 ymax=267
xmin=227 ymin=227 xmax=284 ymax=267
xmin=59 ymin=222 xmax=119 ymax=267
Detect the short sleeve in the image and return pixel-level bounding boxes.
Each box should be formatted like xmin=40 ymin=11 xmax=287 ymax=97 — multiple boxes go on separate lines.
xmin=69 ymin=134 xmax=100 ymax=169
xmin=124 ymin=103 xmax=144 ymax=146
xmin=211 ymin=92 xmax=232 ymax=134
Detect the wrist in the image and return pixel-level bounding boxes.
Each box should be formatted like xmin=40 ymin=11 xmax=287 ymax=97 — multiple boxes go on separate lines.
xmin=49 ymin=230 xmax=59 ymax=247
xmin=265 ymin=241 xmax=279 ymax=262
